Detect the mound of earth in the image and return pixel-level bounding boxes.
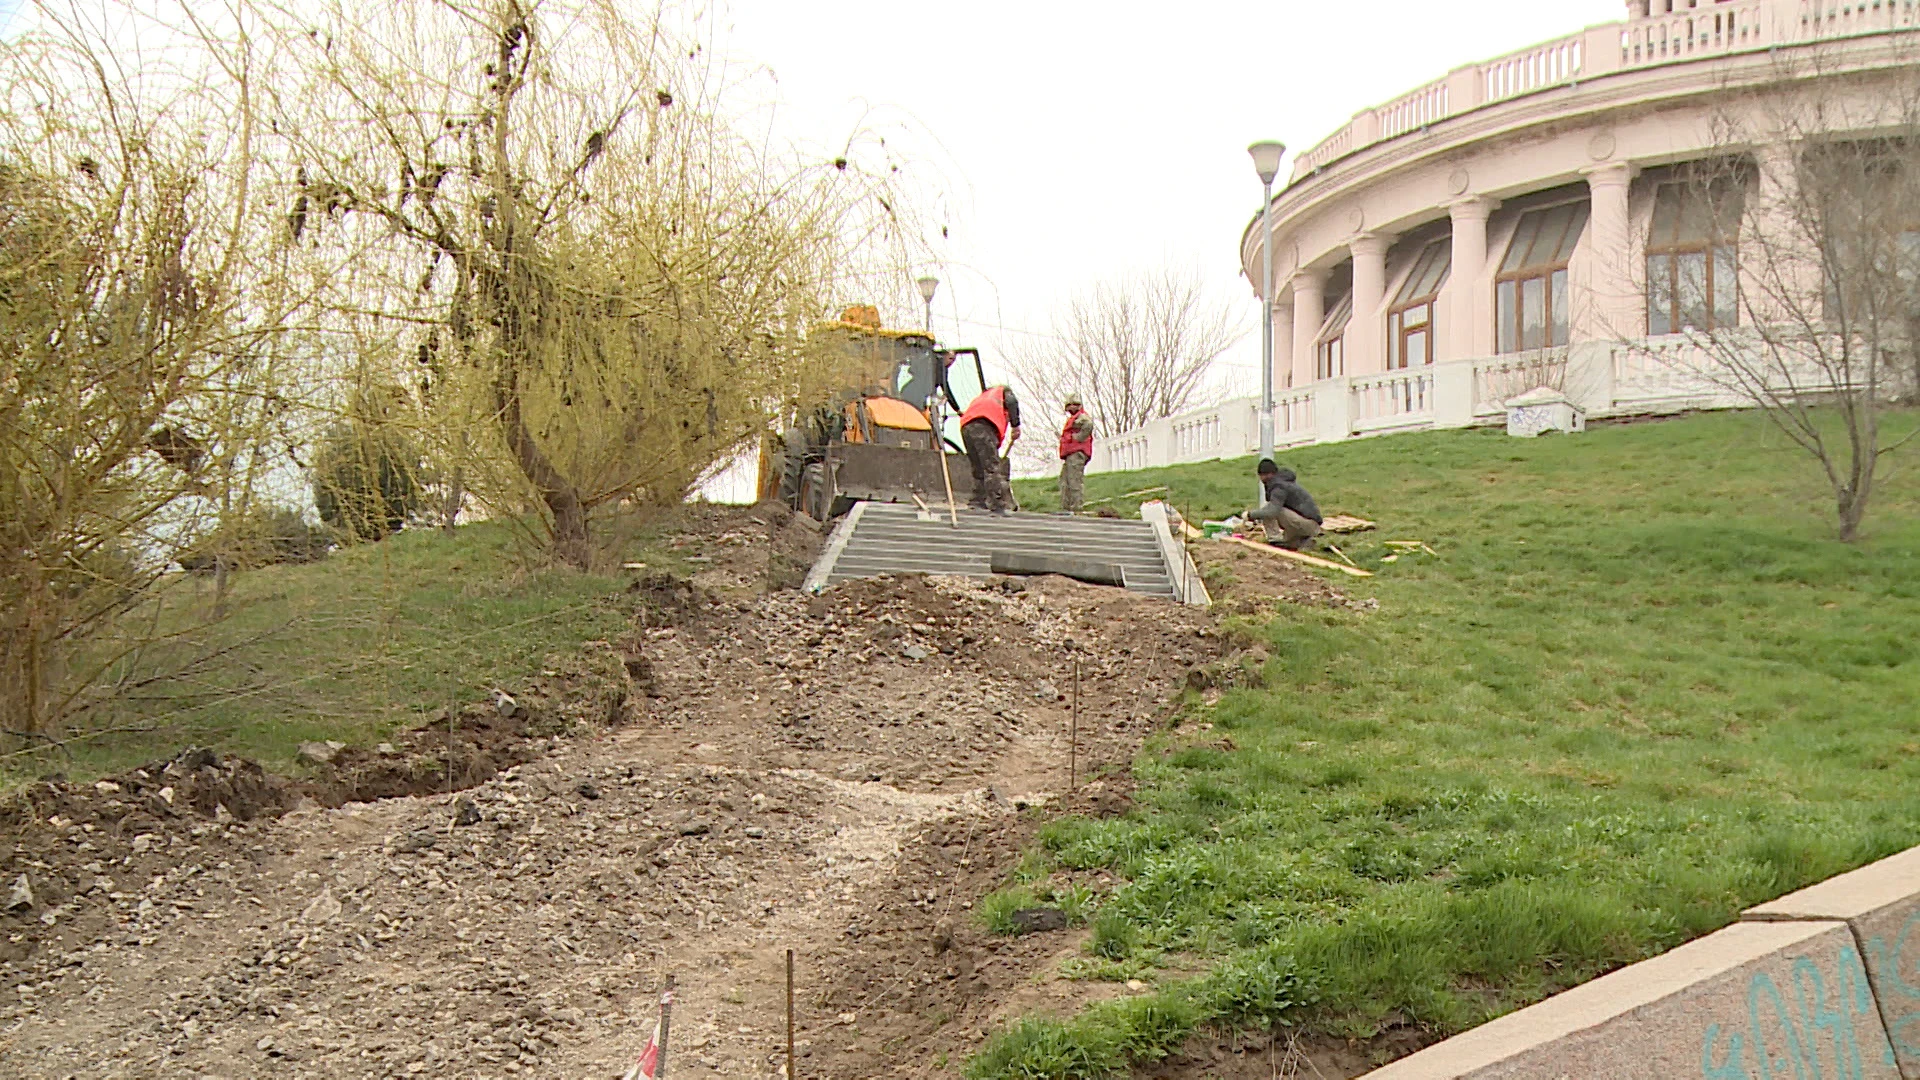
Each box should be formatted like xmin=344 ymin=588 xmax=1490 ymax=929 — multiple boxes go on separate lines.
xmin=0 ymin=495 xmax=1243 ymax=1080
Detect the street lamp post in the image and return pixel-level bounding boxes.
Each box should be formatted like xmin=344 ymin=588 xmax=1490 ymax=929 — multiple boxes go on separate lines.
xmin=1247 ymin=141 xmax=1286 ymax=499
xmin=916 ymin=276 xmax=940 ymax=334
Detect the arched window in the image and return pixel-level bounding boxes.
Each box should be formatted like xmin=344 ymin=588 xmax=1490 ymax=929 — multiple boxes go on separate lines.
xmin=1647 ymin=177 xmax=1745 ymax=335
xmin=1496 ymin=202 xmax=1588 ymax=353
xmin=1387 ymin=241 xmax=1451 ymax=368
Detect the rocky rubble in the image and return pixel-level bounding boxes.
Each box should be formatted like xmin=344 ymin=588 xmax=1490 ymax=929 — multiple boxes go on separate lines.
xmin=0 ymin=505 xmax=1224 ymax=1079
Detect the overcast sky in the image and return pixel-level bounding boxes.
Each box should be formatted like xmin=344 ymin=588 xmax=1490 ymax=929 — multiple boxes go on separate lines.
xmin=716 ymin=0 xmax=1623 ymax=399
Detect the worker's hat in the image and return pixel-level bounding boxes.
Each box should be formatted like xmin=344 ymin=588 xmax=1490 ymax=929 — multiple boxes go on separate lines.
xmin=1063 ymin=394 xmax=1083 ymax=408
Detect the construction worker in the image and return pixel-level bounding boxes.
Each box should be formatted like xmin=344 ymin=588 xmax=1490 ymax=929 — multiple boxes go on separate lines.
xmin=1248 ymin=458 xmax=1323 ymax=550
xmin=1057 ymin=396 xmax=1094 ymax=514
xmin=959 ymin=385 xmax=1021 ymax=515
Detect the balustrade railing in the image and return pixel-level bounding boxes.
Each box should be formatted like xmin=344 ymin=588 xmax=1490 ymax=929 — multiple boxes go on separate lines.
xmin=1273 ymin=389 xmax=1316 ymax=441
xmin=1349 ymin=369 xmax=1436 ymax=428
xmin=1089 ymin=340 xmax=1769 ymax=471
xmin=1472 ymin=349 xmax=1570 ymax=417
xmin=1106 ymin=434 xmax=1151 ymax=473
xmin=1287 ymin=0 xmax=1920 ymax=185
xmin=1625 ymin=0 xmax=1769 ymax=66
xmin=1171 ymin=410 xmax=1224 ymax=460
xmin=1800 ymin=0 xmax=1920 ymax=39
xmin=1483 ymin=36 xmax=1586 ymax=105
xmin=1378 ymin=81 xmax=1451 ymax=140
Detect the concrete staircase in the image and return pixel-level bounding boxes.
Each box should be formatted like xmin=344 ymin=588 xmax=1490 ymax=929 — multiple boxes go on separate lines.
xmin=803 ymin=501 xmax=1208 ymax=605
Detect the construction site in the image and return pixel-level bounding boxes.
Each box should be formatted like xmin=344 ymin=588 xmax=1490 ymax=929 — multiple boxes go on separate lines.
xmin=0 ymin=490 xmax=1371 ymax=1079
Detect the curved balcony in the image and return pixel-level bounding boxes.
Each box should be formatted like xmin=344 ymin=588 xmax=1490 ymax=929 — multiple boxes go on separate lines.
xmin=1093 ymin=1 xmax=1920 ymax=472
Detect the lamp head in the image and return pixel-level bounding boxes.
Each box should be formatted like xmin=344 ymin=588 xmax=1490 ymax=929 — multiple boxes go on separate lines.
xmin=1248 ymin=141 xmax=1287 ymax=186
xmin=915 ymin=276 xmax=940 ymax=304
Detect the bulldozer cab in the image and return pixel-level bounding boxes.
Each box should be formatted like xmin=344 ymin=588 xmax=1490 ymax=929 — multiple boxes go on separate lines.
xmin=765 ymin=308 xmax=993 ymax=519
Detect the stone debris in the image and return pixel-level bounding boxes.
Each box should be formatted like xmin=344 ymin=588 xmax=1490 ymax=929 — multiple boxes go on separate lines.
xmin=0 ymin=504 xmax=1219 ymax=1080
xmin=299 ymin=887 xmax=342 ymax=925
xmin=294 ymin=741 xmax=345 ymax=769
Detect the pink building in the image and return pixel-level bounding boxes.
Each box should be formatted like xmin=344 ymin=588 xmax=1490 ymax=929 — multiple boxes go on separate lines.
xmin=1099 ymin=0 xmax=1920 ymax=472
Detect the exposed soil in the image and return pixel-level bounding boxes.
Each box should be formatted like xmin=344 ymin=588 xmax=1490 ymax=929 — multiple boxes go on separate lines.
xmin=0 ymin=503 xmax=1400 ymax=1080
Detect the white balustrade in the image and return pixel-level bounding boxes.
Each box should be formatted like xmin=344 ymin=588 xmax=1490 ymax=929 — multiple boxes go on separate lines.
xmin=1613 ymin=336 xmax=1736 ymax=405
xmin=1284 ymin=0 xmax=1920 ymax=187
xmin=1376 ymin=81 xmax=1451 ymax=140
xmin=1087 ymin=333 xmax=1802 ymax=471
xmin=1800 ymin=0 xmax=1920 ymax=40
xmin=1348 ymin=370 xmax=1436 ymax=432
xmin=1482 ymin=36 xmax=1586 ymax=104
xmin=1171 ymin=410 xmax=1224 ymax=462
xmin=1105 ymin=434 xmax=1151 ymax=473
xmin=1471 ymin=349 xmax=1570 ymax=418
xmin=1272 ymin=389 xmax=1317 ymax=444
xmin=1624 ymin=0 xmax=1770 ymax=67
xmin=1295 ymin=127 xmax=1354 ymax=175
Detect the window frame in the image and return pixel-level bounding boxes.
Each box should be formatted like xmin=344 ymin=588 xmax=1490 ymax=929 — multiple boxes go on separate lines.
xmin=1315 ymin=290 xmax=1352 ymax=380
xmin=1387 ymin=240 xmax=1450 ymax=369
xmin=1495 ymin=201 xmax=1589 ymax=354
xmin=1645 ymin=178 xmax=1743 ymax=335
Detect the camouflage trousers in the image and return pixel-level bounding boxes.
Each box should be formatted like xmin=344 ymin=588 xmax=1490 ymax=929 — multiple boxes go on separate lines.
xmin=1059 ymin=452 xmax=1088 ymax=513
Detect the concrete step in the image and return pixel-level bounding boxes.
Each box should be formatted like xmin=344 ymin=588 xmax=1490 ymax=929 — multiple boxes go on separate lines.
xmin=805 ymin=501 xmax=1203 ymax=604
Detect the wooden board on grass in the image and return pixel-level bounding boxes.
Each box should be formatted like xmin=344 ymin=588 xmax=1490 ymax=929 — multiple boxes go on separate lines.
xmin=1219 ymin=536 xmax=1374 ymax=577
xmin=1322 ymin=514 xmax=1376 ymax=534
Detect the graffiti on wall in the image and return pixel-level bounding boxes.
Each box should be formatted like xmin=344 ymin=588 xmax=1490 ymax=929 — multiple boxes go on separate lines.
xmin=1700 ymin=944 xmax=1897 ymax=1079
xmin=1864 ymin=911 xmax=1920 ymax=1062
xmin=1507 ymin=405 xmax=1556 ymax=437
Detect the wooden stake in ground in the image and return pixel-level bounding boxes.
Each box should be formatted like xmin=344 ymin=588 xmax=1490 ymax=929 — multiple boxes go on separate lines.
xmin=1070 ymin=658 xmax=1080 ymax=792
xmin=658 ymin=974 xmax=675 ymax=1079
xmin=786 ymin=949 xmax=796 ymax=1080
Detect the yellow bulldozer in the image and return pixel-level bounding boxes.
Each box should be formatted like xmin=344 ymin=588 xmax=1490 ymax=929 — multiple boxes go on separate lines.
xmin=758 ymin=306 xmax=991 ymax=521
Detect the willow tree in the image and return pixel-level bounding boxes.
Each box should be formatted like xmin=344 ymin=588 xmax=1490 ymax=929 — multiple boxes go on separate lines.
xmin=266 ymin=0 xmax=918 ymax=567
xmin=0 ymin=3 xmax=278 ymax=735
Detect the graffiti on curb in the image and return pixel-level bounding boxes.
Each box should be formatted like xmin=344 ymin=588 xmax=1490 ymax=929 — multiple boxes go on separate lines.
xmin=1700 ymin=945 xmax=1896 ymax=1079
xmin=1865 ymin=910 xmax=1920 ymax=1061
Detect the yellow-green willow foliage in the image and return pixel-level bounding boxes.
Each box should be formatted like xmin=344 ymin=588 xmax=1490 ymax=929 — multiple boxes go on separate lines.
xmin=268 ymin=0 xmax=926 ymax=566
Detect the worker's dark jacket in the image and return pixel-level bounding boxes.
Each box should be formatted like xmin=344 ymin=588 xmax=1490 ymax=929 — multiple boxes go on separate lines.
xmin=1260 ymin=469 xmax=1323 ymax=524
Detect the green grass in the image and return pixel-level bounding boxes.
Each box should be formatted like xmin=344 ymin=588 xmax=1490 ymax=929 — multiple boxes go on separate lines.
xmin=7 ymin=513 xmax=695 ymax=785
xmin=987 ymin=410 xmax=1920 ymax=1077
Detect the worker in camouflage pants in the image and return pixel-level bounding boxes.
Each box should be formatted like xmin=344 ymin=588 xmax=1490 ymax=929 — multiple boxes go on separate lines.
xmin=1056 ymin=395 xmax=1094 ymax=514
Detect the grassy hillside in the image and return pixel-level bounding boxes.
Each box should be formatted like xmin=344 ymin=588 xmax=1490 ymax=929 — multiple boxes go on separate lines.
xmin=984 ymin=411 xmax=1920 ymax=1077
xmin=6 ymin=514 xmax=698 ymax=785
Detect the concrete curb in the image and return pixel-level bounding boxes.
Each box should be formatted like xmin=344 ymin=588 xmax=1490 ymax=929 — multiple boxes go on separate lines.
xmin=1743 ymin=847 xmax=1920 ymax=1078
xmin=1358 ymin=846 xmax=1920 ymax=1078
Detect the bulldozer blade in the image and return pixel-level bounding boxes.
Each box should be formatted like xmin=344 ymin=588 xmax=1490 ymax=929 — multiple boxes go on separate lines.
xmin=823 ymin=442 xmax=976 ymax=512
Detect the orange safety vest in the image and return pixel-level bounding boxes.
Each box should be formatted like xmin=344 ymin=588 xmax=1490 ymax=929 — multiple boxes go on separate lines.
xmin=959 ymin=386 xmax=1010 ymax=439
xmin=1058 ymin=408 xmax=1093 ymax=460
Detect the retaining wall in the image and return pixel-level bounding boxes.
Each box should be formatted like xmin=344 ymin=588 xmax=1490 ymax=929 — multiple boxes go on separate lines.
xmin=1360 ymin=845 xmax=1920 ymax=1078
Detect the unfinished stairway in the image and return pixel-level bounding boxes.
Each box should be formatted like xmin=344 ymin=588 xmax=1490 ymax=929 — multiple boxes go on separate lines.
xmin=803 ymin=502 xmax=1208 ymax=605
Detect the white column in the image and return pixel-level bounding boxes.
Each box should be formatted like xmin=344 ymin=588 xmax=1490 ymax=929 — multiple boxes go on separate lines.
xmin=1291 ymin=271 xmax=1325 ymax=387
xmin=1444 ymin=197 xmax=1497 ymax=359
xmin=1581 ymin=163 xmax=1638 ymax=342
xmin=1272 ymin=304 xmax=1296 ymax=390
xmin=1348 ymin=233 xmax=1392 ymax=376
xmin=1745 ymin=141 xmax=1815 ymax=326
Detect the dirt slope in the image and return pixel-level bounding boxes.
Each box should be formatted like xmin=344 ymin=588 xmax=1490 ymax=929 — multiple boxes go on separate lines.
xmin=0 ymin=506 xmax=1237 ymax=1079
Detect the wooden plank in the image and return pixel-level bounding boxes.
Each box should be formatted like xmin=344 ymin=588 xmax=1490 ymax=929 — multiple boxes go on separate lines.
xmin=1219 ymin=535 xmax=1375 ymax=577
xmin=1322 ymin=514 xmax=1376 ymax=534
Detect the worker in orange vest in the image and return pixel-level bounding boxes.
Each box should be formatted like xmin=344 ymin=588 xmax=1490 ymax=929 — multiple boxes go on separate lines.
xmin=1056 ymin=395 xmax=1094 ymax=514
xmin=959 ymin=385 xmax=1022 ymax=515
